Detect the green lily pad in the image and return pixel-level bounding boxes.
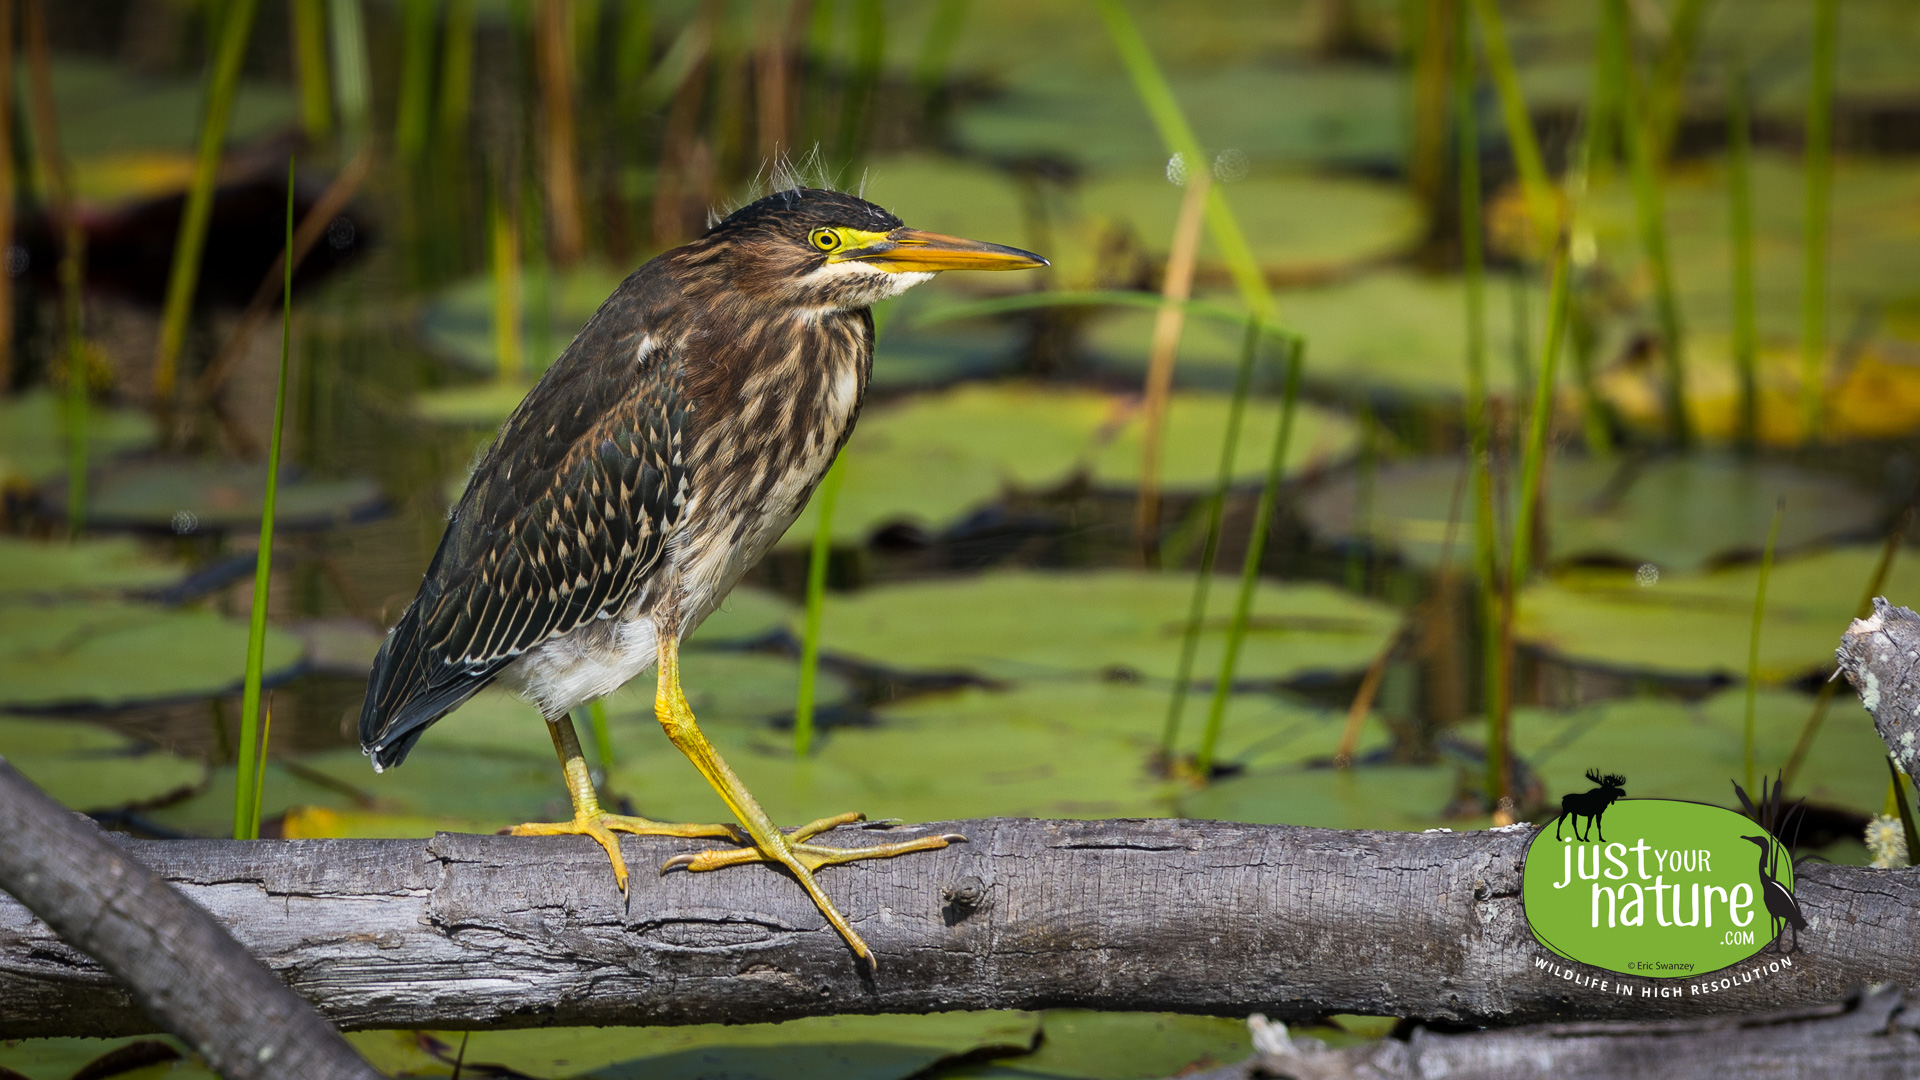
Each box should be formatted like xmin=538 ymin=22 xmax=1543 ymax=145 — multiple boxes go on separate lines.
xmin=0 ymin=1035 xmax=211 ymax=1080
xmin=944 ymin=1011 xmax=1251 ymax=1080
xmin=349 ymin=1013 xmax=1039 ymax=1080
xmin=413 ymin=378 xmax=538 ymax=425
xmin=1486 ymin=689 xmax=1888 ymax=817
xmin=606 ymin=678 xmax=1373 ymax=827
xmin=795 ymin=570 xmax=1400 ymax=683
xmin=0 ymin=600 xmax=305 ymax=710
xmin=781 ymin=383 xmax=1359 ymax=546
xmin=64 ymin=460 xmax=384 ymax=534
xmin=0 ymin=714 xmax=206 ymax=812
xmin=42 ymin=55 xmax=293 ymax=162
xmin=688 ymin=586 xmax=796 ymax=646
xmin=0 ymin=389 xmax=155 ymax=487
xmin=1516 ymin=546 xmax=1920 ymax=682
xmin=1086 ymin=270 xmax=1546 ymax=399
xmin=418 ymin=262 xmax=631 ymax=377
xmin=0 ymin=536 xmax=181 ymax=599
xmin=1179 ymin=763 xmax=1465 ymax=831
xmin=1303 ymin=454 xmax=1879 ymax=573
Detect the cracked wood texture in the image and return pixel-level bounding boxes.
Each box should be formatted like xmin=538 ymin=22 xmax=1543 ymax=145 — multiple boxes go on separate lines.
xmin=3 ymin=819 xmax=1918 ymax=1038
xmin=1839 ymin=597 xmax=1920 ymax=779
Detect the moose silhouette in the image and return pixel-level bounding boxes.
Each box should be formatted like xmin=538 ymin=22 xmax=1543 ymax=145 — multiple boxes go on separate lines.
xmin=1552 ymin=769 xmax=1627 ymax=842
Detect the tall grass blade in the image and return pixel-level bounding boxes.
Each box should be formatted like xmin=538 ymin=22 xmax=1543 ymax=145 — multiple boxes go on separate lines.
xmin=1890 ymin=757 xmax=1920 ymax=869
xmin=1137 ymin=166 xmax=1211 ymax=565
xmin=1800 ymin=0 xmax=1837 ymax=442
xmin=588 ymin=699 xmax=616 ymax=770
xmin=328 ymin=0 xmax=373 ymax=145
xmin=1094 ymin=0 xmax=1272 ymax=319
xmin=490 ymin=182 xmax=525 ymax=381
xmin=25 ymin=1 xmax=85 ymax=535
xmin=235 ymin=158 xmax=297 ymax=842
xmin=1195 ymin=339 xmax=1303 ymax=780
xmin=1604 ymin=0 xmax=1690 ymax=448
xmin=834 ymin=0 xmax=885 ymax=168
xmin=1743 ymin=498 xmax=1784 ymax=794
xmin=152 ymin=0 xmax=261 ymax=412
xmin=1647 ymin=0 xmax=1708 ymax=161
xmin=1162 ymin=317 xmax=1260 ymax=768
xmin=438 ymin=0 xmax=476 ymax=147
xmin=291 ymin=0 xmax=333 ymax=139
xmin=793 ymin=455 xmax=844 ymax=758
xmin=913 ymin=0 xmax=969 ymax=108
xmin=1781 ymin=508 xmax=1909 ymax=789
xmin=1727 ymin=46 xmax=1758 ymax=453
xmin=1466 ymin=0 xmax=1553 ymax=255
xmin=536 ymin=0 xmax=586 ymax=266
xmin=250 ymin=701 xmax=271 ymax=832
xmin=396 ymin=0 xmax=436 ymax=162
xmin=1405 ymin=0 xmax=1456 ymax=233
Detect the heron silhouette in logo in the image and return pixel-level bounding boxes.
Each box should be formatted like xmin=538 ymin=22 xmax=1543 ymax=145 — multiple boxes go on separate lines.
xmin=1552 ymin=769 xmax=1626 ymax=842
xmin=1733 ymin=773 xmax=1811 ymax=955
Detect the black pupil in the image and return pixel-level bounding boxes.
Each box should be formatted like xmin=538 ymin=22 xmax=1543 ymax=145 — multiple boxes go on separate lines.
xmin=818 ymin=232 xmax=837 ymax=249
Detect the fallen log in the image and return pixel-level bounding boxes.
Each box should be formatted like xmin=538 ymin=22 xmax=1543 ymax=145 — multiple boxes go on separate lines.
xmin=3 ymin=817 xmax=1917 ymax=1038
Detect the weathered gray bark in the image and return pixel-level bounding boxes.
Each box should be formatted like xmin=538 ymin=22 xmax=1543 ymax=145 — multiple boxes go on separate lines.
xmin=1838 ymin=597 xmax=1920 ymax=780
xmin=1185 ymin=986 xmax=1920 ymax=1080
xmin=3 ymin=819 xmax=1916 ymax=1038
xmin=0 ymin=759 xmax=380 ymax=1078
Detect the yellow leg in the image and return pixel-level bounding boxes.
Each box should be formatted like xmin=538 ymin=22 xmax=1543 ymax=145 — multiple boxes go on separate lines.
xmin=651 ymin=633 xmax=965 ymax=967
xmin=509 ymin=713 xmax=740 ymax=893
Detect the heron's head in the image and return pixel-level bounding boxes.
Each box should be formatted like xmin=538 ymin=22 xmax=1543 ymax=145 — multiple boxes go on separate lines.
xmin=695 ymin=187 xmax=1046 ymax=310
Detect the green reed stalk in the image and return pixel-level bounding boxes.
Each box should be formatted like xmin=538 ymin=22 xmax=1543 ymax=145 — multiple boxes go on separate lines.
xmin=438 ymin=0 xmax=476 ymax=145
xmin=1195 ymin=341 xmax=1303 ymax=780
xmin=1095 ymin=0 xmax=1272 ymax=319
xmin=1162 ymin=318 xmax=1261 ymax=768
xmin=588 ymin=700 xmax=616 ymax=770
xmin=913 ymin=0 xmax=969 ymax=106
xmin=1800 ymin=0 xmax=1837 ymax=442
xmin=291 ymin=0 xmax=332 ymax=139
xmin=152 ymin=0 xmax=259 ymax=411
xmin=793 ymin=455 xmax=845 ymax=758
xmin=1781 ymin=509 xmax=1908 ymax=789
xmin=1742 ymin=498 xmax=1784 ymax=795
xmin=250 ymin=703 xmax=271 ymax=831
xmin=1603 ymin=0 xmax=1690 ymax=448
xmin=1728 ymin=50 xmax=1758 ymax=453
xmin=329 ymin=0 xmax=373 ymax=145
xmin=1465 ymin=0 xmax=1553 ymax=255
xmin=396 ymin=0 xmax=437 ymax=163
xmin=1459 ymin=3 xmax=1504 ymax=803
xmin=490 ymin=183 xmax=524 ymax=381
xmin=1647 ymin=0 xmax=1708 ymax=162
xmin=833 ymin=0 xmax=884 ymax=168
xmin=61 ymin=225 xmax=84 ymax=539
xmin=1890 ymin=758 xmax=1920 ymax=868
xmin=234 ymin=159 xmax=296 ymax=842
xmin=1492 ymin=243 xmax=1569 ymax=813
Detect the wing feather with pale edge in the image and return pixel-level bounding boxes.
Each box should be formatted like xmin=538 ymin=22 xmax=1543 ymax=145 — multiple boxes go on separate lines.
xmin=360 ymin=323 xmax=686 ymax=769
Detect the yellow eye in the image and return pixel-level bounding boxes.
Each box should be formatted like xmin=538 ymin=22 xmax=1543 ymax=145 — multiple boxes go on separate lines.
xmin=809 ymin=228 xmax=842 ymax=252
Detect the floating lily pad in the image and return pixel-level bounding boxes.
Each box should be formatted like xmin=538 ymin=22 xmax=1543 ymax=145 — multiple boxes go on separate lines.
xmin=0 ymin=600 xmax=304 ymax=710
xmin=413 ymin=378 xmax=537 ymax=425
xmin=1303 ymin=454 xmax=1878 ymax=573
xmin=946 ymin=1011 xmax=1253 ymax=1080
xmin=1517 ymin=546 xmax=1920 ymax=682
xmin=0 ymin=389 xmax=155 ymax=487
xmin=418 ymin=262 xmax=630 ymax=376
xmin=44 ymin=55 xmax=293 ymax=162
xmin=61 ymin=460 xmax=385 ymax=534
xmin=796 ymin=570 xmax=1400 ymax=683
xmin=0 ymin=1035 xmax=211 ymax=1080
xmin=349 ymin=1013 xmax=1038 ymax=1080
xmin=0 ymin=536 xmax=181 ymax=599
xmin=1485 ymin=689 xmax=1888 ymax=817
xmin=0 ymin=714 xmax=205 ymax=811
xmin=689 ymin=586 xmax=796 ymax=646
xmin=1085 ymin=270 xmax=1546 ymax=399
xmin=781 ymin=383 xmax=1359 ymax=546
xmin=1179 ymin=762 xmax=1465 ymax=831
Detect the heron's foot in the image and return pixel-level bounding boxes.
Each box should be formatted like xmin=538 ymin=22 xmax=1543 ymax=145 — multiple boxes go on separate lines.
xmin=509 ymin=813 xmax=742 ymax=893
xmin=662 ymin=812 xmax=967 ymax=963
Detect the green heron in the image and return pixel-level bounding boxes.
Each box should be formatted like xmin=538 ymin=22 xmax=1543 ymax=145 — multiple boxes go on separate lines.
xmin=360 ymin=187 xmax=1045 ymax=965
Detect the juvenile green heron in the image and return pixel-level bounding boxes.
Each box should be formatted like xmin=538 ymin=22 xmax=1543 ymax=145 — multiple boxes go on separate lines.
xmin=360 ymin=187 xmax=1045 ymax=965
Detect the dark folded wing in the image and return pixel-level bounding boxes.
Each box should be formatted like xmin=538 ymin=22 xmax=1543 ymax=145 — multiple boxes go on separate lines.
xmin=360 ymin=335 xmax=686 ymax=769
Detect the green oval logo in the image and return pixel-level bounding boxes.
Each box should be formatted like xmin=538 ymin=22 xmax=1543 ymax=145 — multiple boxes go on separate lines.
xmin=1523 ymin=799 xmax=1800 ymax=978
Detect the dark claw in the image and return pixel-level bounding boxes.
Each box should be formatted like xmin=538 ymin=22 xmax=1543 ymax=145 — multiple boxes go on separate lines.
xmin=660 ymin=853 xmax=698 ymax=873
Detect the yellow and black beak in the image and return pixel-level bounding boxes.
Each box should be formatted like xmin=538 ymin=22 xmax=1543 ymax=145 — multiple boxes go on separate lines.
xmin=835 ymin=228 xmax=1048 ymax=273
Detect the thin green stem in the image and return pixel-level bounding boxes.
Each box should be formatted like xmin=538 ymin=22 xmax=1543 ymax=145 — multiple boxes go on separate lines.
xmin=1743 ymin=499 xmax=1784 ymax=794
xmin=61 ymin=220 xmax=85 ymax=539
xmin=235 ymin=157 xmax=296 ymax=842
xmin=1800 ymin=0 xmax=1837 ymax=442
xmin=152 ymin=0 xmax=260 ymax=411
xmin=794 ymin=455 xmax=845 ymax=758
xmin=291 ymin=0 xmax=333 ymax=139
xmin=1195 ymin=341 xmax=1303 ymax=779
xmin=1728 ymin=47 xmax=1758 ymax=453
xmin=395 ymin=0 xmax=436 ymax=162
xmin=1162 ymin=318 xmax=1261 ymax=766
xmin=1466 ymin=0 xmax=1553 ymax=255
xmin=329 ymin=0 xmax=373 ymax=146
xmin=588 ymin=699 xmax=616 ymax=770
xmin=1094 ymin=0 xmax=1272 ymax=320
xmin=1891 ymin=757 xmax=1920 ymax=868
